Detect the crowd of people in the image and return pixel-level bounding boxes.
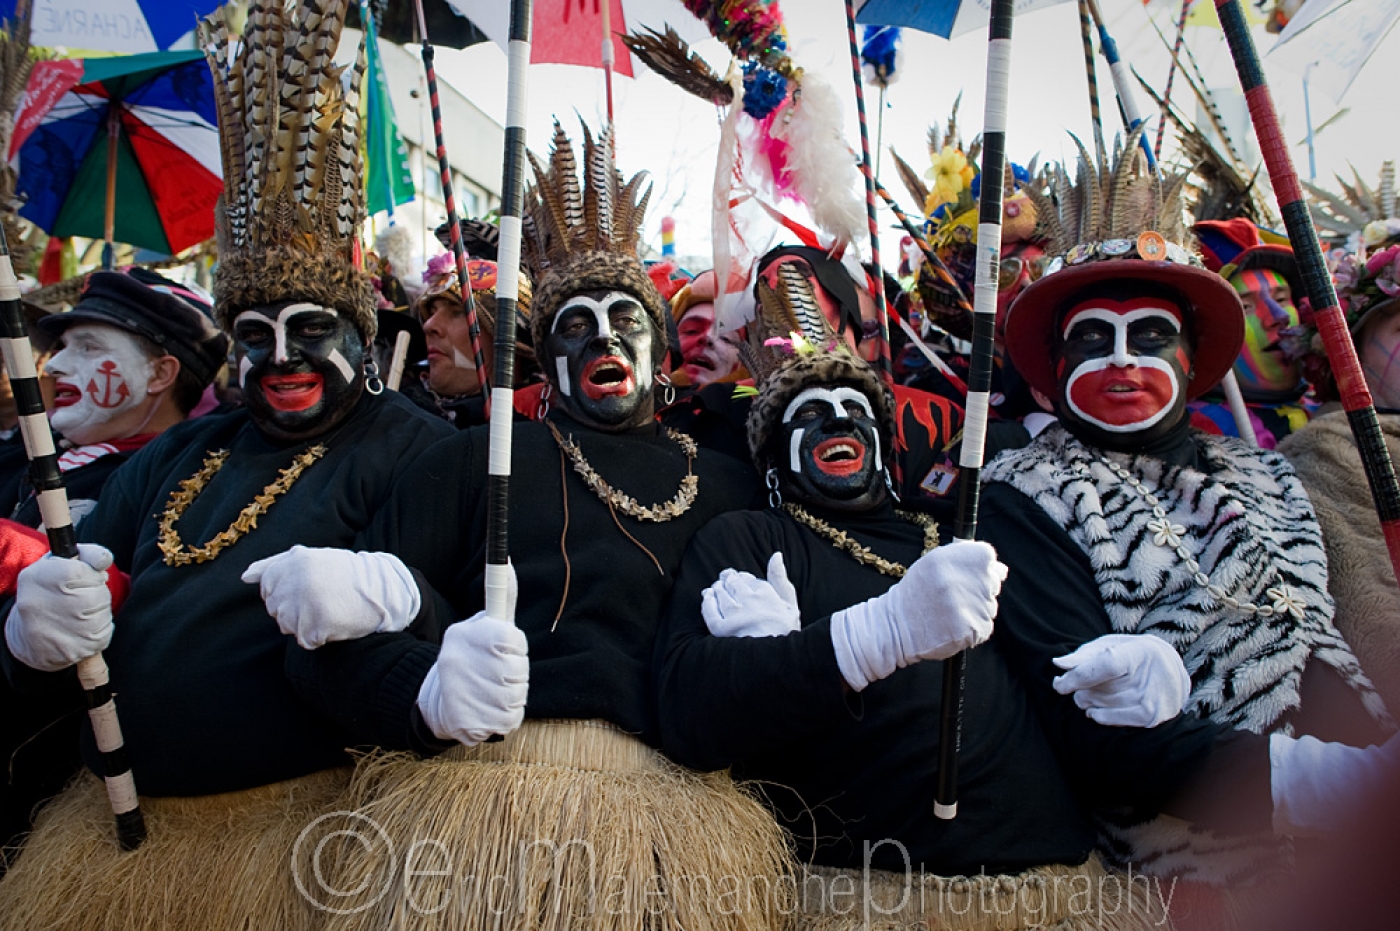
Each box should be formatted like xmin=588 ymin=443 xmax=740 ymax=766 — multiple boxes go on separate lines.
xmin=0 ymin=2 xmax=1397 ymax=930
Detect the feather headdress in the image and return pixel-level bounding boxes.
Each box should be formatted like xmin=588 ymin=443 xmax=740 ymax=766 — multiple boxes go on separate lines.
xmin=0 ymin=3 xmax=36 ymax=272
xmin=523 ymin=121 xmax=667 ymax=353
xmin=740 ymin=261 xmax=892 ymax=464
xmin=199 ymin=0 xmax=376 ymax=340
xmin=1305 ymin=161 xmax=1399 ymax=253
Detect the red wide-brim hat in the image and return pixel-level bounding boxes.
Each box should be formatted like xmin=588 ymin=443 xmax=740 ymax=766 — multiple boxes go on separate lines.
xmin=1004 ymin=242 xmax=1245 ymax=402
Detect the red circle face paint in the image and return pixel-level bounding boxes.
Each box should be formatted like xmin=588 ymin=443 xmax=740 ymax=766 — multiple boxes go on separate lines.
xmin=1058 ymin=297 xmax=1191 ymax=436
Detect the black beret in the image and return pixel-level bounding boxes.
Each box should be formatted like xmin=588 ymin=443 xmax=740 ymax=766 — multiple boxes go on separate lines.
xmin=40 ymin=269 xmax=230 ymax=388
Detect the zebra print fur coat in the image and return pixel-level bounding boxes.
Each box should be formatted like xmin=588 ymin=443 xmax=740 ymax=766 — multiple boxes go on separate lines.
xmin=984 ymin=423 xmax=1391 ymax=882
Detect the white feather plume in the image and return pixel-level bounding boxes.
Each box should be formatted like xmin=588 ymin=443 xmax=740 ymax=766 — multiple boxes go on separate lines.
xmin=768 ymin=72 xmax=866 ymax=249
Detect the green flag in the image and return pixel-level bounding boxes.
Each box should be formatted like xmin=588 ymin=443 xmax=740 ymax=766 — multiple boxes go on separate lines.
xmin=362 ymin=2 xmax=415 ymax=217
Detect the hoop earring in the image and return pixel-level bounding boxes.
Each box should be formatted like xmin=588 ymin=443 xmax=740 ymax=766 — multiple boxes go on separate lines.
xmin=364 ymin=358 xmax=385 ymax=396
xmin=765 ymin=467 xmax=782 ymax=509
xmin=536 ymin=382 xmax=553 ymax=420
xmin=656 ymin=371 xmax=677 ymax=407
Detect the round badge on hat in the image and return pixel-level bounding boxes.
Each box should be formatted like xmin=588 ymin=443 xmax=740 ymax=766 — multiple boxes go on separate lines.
xmin=1136 ymin=231 xmax=1167 ymax=261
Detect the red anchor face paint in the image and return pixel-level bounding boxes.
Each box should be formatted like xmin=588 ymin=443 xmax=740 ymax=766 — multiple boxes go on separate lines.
xmin=1055 ymin=296 xmax=1192 ymax=443
xmin=46 ymin=322 xmax=155 ymax=446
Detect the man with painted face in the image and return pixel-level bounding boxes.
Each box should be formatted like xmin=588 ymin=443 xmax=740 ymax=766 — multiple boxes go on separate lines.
xmin=977 ymin=150 xmax=1394 ymax=902
xmin=0 ymin=5 xmax=453 ymax=927
xmin=670 ymin=269 xmax=746 ymax=388
xmin=1187 ymin=218 xmax=1312 ymax=447
xmin=0 ymin=267 xmax=227 ymax=865
xmin=249 ymin=122 xmax=790 ymax=931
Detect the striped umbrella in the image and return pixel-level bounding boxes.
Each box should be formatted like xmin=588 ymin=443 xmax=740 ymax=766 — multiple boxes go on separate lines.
xmin=10 ymin=50 xmax=220 ymax=262
xmin=1213 ymin=0 xmax=1400 ymax=583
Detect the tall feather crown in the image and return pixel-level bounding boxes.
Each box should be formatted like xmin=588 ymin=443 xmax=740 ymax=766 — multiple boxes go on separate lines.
xmin=199 ymin=0 xmax=376 ymax=340
xmin=0 ymin=3 xmax=36 ymax=272
xmin=523 ymin=121 xmax=666 ymax=352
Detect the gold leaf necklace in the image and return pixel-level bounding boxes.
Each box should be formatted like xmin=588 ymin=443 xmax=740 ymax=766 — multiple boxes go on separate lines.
xmin=782 ymin=502 xmax=939 ymax=578
xmin=545 ymin=419 xmax=698 ymax=522
xmin=157 ymin=444 xmax=328 ymax=566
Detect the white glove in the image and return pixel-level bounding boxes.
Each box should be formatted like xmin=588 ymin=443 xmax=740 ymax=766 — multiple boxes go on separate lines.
xmin=416 ymin=563 xmax=527 ymax=747
xmin=831 ymin=540 xmax=1005 ymax=691
xmin=1270 ymin=732 xmax=1400 ymax=836
xmin=6 ymin=545 xmax=115 ymax=672
xmin=1052 ymin=633 xmax=1190 ymax=728
xmin=242 ymin=546 xmax=421 ymax=649
xmin=702 ymin=553 xmax=801 ymax=638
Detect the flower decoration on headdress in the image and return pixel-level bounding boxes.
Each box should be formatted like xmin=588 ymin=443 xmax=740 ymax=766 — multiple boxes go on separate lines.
xmin=925 ymin=145 xmax=975 ymax=216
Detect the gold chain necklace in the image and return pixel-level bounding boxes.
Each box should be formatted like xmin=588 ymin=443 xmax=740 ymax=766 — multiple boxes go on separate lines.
xmin=545 ymin=420 xmax=699 ymax=522
xmin=782 ymin=502 xmax=939 ymax=578
xmin=157 ymin=444 xmax=328 ymax=566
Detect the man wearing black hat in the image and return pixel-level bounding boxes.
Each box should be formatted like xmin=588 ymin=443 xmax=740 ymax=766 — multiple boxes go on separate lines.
xmin=5 ymin=268 xmax=229 ymax=527
xmin=0 ymin=267 xmax=228 ymax=871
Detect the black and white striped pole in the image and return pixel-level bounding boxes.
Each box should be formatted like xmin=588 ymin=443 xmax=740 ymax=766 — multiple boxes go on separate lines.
xmin=0 ymin=230 xmax=146 ymax=850
xmin=935 ymin=0 xmax=1016 ymax=822
xmin=483 ymin=0 xmax=531 ymax=623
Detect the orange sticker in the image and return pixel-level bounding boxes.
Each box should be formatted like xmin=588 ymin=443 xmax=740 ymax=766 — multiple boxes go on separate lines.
xmin=1136 ymin=231 xmax=1167 ymax=261
xmin=466 ymin=260 xmax=498 ymax=291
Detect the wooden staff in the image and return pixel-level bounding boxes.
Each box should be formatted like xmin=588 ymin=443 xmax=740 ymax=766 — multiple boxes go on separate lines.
xmin=409 ymin=0 xmax=485 ymax=390
xmin=1214 ymin=0 xmax=1400 ymax=583
xmin=0 ymin=228 xmax=145 ymax=849
xmin=935 ymin=0 xmax=1017 ymax=822
xmin=482 ymin=0 xmax=532 ymax=622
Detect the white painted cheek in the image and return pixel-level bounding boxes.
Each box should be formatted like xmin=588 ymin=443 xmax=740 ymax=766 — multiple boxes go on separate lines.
xmin=555 ymin=357 xmax=571 ymax=397
xmin=873 ymin=437 xmax=882 ymax=473
xmin=452 ymin=348 xmax=473 ymax=370
xmin=239 ymin=356 xmax=252 ymax=388
xmin=789 ymin=426 xmax=805 ymax=473
xmin=326 ymin=349 xmax=356 ymax=384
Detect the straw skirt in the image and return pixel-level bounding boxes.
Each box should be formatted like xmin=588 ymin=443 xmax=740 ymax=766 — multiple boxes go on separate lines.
xmin=318 ymin=719 xmax=795 ymax=931
xmin=0 ymin=766 xmax=352 ymax=931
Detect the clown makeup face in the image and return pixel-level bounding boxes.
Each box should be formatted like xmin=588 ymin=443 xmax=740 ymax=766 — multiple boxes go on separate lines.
xmin=46 ymin=323 xmax=161 ymax=446
xmin=1231 ymin=268 xmax=1301 ymax=397
xmin=677 ymin=301 xmax=742 ymax=386
xmin=777 ymin=385 xmax=886 ymax=511
xmin=1055 ymin=297 xmax=1192 ymax=445
xmin=543 ymin=289 xmax=657 ymax=431
xmin=233 ymin=301 xmax=366 ymax=442
xmin=1360 ymin=305 xmax=1400 ymax=410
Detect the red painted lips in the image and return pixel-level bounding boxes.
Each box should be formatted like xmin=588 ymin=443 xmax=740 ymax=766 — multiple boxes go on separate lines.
xmin=1068 ymin=367 xmax=1176 ymax=427
xmin=812 ymin=436 xmax=866 ymax=476
xmin=581 ymin=356 xmax=636 ymax=401
xmin=260 ymin=373 xmax=325 ymax=412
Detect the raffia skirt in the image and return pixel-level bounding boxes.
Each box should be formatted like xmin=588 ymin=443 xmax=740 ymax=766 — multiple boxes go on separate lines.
xmin=317 ymin=719 xmax=795 ymax=931
xmin=794 ymin=856 xmax=1176 ymax=931
xmin=0 ymin=766 xmax=352 ymax=931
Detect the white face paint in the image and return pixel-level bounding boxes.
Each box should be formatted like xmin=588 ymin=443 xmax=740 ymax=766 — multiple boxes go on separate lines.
xmin=552 ymin=292 xmax=627 ymax=342
xmin=452 ymin=347 xmax=474 ymax=370
xmin=781 ymin=386 xmax=881 ymax=472
xmin=234 ymin=303 xmax=354 ymax=386
xmin=1061 ymin=305 xmax=1184 ymax=434
xmin=46 ymin=323 xmax=157 ymax=446
xmin=555 ymin=356 xmax=571 ymax=397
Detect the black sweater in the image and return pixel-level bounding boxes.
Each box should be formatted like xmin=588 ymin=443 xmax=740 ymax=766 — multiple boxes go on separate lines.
xmin=2 ymin=391 xmax=453 ymax=796
xmin=286 ymin=411 xmax=759 ymax=753
xmin=656 ymin=502 xmax=1096 ymax=875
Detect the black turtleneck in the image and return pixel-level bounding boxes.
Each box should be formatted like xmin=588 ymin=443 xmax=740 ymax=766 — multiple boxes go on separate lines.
xmin=1061 ymin=409 xmax=1201 ymax=469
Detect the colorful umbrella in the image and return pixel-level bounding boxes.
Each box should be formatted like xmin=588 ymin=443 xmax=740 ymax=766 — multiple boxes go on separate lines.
xmin=0 ymin=0 xmax=224 ymax=55
xmin=9 ymin=49 xmax=221 ymax=258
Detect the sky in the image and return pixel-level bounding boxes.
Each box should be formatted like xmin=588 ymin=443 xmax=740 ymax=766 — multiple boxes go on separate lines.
xmin=429 ymin=0 xmax=1399 ymax=270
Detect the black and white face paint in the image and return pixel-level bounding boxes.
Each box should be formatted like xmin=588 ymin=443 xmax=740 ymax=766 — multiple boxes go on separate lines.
xmin=233 ymin=301 xmax=366 ymax=442
xmin=541 ymin=289 xmax=657 ymax=431
xmin=777 ymin=384 xmax=886 ymax=511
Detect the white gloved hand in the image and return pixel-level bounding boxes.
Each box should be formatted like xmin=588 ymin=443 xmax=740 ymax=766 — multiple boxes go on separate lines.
xmin=1270 ymin=732 xmax=1400 ymax=836
xmin=1052 ymin=633 xmax=1191 ymax=728
xmin=6 ymin=545 xmax=115 ymax=672
xmin=702 ymin=553 xmax=801 ymax=638
xmin=831 ymin=540 xmax=1006 ymax=691
xmin=242 ymin=546 xmax=421 ymax=650
xmin=416 ymin=562 xmax=526 ymax=747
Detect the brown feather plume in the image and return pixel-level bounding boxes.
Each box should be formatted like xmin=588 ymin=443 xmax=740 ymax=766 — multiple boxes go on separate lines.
xmin=622 ymin=26 xmax=733 ymax=106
